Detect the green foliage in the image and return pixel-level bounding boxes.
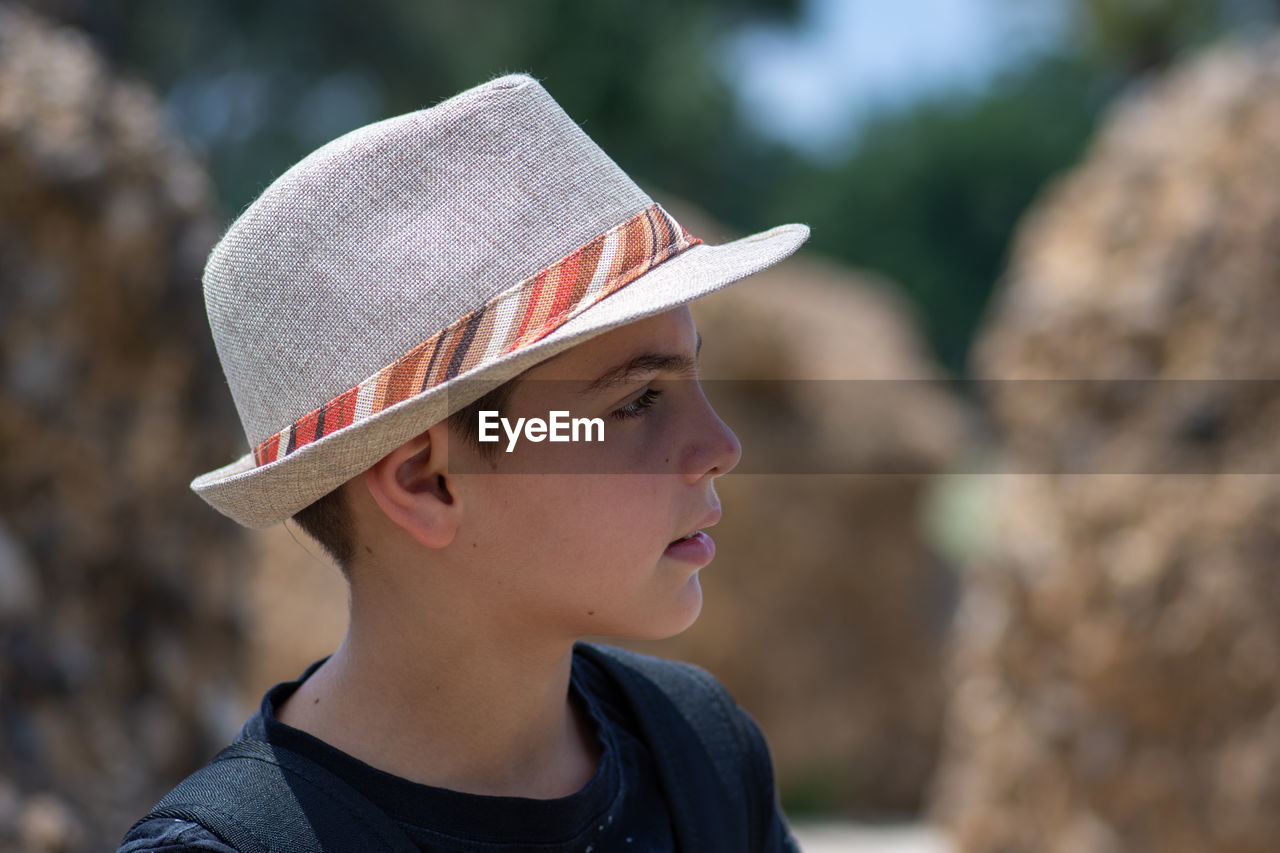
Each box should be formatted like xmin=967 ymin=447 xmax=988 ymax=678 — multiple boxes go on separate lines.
xmin=778 ymin=758 xmax=848 ymax=817
xmin=1074 ymin=0 xmax=1239 ymax=72
xmin=69 ymin=0 xmax=799 ymax=218
xmin=754 ymin=54 xmax=1113 ymax=374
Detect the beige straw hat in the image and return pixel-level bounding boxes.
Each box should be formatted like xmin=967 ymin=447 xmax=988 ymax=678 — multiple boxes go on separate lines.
xmin=192 ymin=73 xmax=808 ymax=528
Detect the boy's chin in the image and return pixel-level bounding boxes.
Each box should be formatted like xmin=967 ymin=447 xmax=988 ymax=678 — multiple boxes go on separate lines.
xmin=588 ymin=576 xmax=704 ymax=643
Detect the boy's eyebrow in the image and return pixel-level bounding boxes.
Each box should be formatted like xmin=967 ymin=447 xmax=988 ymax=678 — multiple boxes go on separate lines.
xmin=577 ymin=332 xmax=702 ymax=395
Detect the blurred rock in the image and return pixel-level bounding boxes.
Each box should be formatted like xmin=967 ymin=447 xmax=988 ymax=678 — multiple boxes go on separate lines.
xmin=0 ymin=517 xmax=38 ymax=617
xmin=932 ymin=35 xmax=1280 ymax=853
xmin=18 ymin=793 xmax=81 ymax=852
xmin=0 ymin=4 xmax=248 ymax=850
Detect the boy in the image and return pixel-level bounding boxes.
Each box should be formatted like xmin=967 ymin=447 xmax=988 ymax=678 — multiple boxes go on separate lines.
xmin=119 ymin=73 xmax=808 ymax=852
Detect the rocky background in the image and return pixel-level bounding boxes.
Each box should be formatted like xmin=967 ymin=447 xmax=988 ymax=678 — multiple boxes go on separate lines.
xmin=931 ymin=35 xmax=1280 ymax=853
xmin=0 ymin=5 xmax=249 ymax=850
xmin=647 ymin=206 xmax=966 ymax=816
xmin=7 ymin=1 xmax=1280 ymax=850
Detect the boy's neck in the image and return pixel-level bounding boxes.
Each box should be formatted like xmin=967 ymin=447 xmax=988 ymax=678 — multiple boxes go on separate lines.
xmin=275 ymin=615 xmax=600 ymax=799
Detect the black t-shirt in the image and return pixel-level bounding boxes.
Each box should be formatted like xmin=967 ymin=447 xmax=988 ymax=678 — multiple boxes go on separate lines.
xmin=120 ymin=651 xmax=679 ymax=852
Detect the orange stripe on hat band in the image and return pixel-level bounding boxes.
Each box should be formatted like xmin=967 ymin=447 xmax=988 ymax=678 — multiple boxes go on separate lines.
xmin=253 ymin=204 xmax=701 ymax=467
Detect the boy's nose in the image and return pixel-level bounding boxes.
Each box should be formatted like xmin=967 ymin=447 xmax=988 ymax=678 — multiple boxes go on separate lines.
xmin=684 ymin=391 xmax=742 ymax=483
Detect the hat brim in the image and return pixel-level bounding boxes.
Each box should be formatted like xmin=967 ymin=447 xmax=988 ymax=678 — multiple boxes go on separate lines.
xmin=192 ymin=222 xmax=810 ymax=528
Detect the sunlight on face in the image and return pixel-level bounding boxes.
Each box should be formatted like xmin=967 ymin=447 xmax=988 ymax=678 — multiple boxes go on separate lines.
xmin=448 ymin=306 xmax=742 ymax=641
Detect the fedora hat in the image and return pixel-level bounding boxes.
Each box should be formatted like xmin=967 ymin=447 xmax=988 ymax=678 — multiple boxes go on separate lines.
xmin=192 ymin=73 xmax=808 ymax=528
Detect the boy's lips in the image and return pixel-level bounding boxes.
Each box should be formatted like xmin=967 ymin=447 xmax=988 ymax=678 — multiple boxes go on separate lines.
xmin=668 ymin=506 xmax=722 ymax=546
xmin=663 ymin=530 xmax=715 ymax=564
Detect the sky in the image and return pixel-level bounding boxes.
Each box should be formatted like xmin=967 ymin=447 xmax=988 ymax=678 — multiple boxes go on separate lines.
xmin=723 ymin=0 xmax=1071 ymax=157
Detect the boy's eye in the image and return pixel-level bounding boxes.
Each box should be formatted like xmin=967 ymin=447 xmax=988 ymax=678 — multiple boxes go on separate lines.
xmin=610 ymin=387 xmax=663 ymax=421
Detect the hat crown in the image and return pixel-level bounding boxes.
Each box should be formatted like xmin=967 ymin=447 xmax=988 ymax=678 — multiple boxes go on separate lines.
xmin=204 ymin=74 xmax=652 ymax=448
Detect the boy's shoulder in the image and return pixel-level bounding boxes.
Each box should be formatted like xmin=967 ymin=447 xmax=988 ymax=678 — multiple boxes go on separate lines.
xmin=118 ymin=643 xmax=785 ymax=853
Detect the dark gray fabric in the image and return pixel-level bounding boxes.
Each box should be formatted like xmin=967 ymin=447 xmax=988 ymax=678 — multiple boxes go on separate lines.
xmin=118 ymin=818 xmax=241 ymax=853
xmin=575 ymin=644 xmax=799 ymax=853
xmin=116 ymin=644 xmax=795 ymax=852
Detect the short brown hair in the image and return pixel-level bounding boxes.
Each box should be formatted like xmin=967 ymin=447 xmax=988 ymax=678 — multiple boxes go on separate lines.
xmin=291 ymin=379 xmax=520 ymax=571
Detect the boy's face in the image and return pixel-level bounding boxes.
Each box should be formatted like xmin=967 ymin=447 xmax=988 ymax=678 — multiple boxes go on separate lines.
xmin=447 ymin=305 xmax=741 ymax=642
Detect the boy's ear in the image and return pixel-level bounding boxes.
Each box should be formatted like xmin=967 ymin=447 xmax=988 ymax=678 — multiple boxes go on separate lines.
xmin=362 ymin=421 xmax=459 ymax=549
